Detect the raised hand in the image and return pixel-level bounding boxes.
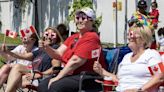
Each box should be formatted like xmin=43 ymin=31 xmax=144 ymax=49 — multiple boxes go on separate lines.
xmin=93 ymin=61 xmax=103 ymax=75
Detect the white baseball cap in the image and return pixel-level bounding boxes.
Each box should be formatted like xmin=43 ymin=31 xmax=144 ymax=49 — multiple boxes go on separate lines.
xmin=76 ymin=7 xmax=96 ymax=21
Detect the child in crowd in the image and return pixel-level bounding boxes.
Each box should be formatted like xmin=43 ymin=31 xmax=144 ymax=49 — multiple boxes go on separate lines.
xmin=149 ymin=1 xmax=159 ymax=29
xmin=157 ymin=27 xmax=164 ymax=51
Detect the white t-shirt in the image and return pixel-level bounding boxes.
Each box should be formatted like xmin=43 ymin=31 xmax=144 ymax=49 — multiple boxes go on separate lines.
xmin=116 ymin=49 xmax=161 ymax=92
xmin=11 ymin=45 xmax=38 ymax=66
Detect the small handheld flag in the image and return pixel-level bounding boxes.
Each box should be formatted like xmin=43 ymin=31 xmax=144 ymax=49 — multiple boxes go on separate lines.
xmin=20 ymin=25 xmax=40 ymax=39
xmin=148 ymin=62 xmax=164 ymax=75
xmin=5 ymin=30 xmax=17 ymax=38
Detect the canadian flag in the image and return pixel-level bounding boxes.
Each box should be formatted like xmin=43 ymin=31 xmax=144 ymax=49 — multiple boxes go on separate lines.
xmin=20 ymin=26 xmax=36 ymax=38
xmin=91 ymin=48 xmax=100 ymax=58
xmin=5 ymin=30 xmax=17 ymax=38
xmin=148 ymin=62 xmax=164 ymax=75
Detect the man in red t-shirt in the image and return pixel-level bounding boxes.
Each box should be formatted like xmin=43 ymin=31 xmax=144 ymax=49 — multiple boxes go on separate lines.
xmin=38 ymin=7 xmax=106 ymax=92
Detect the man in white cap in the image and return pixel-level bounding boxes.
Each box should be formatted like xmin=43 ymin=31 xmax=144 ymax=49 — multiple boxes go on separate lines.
xmin=37 ymin=7 xmax=106 ymax=92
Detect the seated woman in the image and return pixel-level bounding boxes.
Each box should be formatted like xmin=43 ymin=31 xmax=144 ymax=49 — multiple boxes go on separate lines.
xmin=4 ymin=27 xmax=63 ymax=92
xmin=0 ymin=33 xmax=38 ymax=88
xmin=37 ymin=7 xmax=106 ymax=92
xmin=93 ymin=23 xmax=164 ymax=92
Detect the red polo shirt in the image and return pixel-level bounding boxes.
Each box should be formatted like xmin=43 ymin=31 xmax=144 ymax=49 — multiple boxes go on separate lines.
xmin=62 ymin=32 xmax=106 ymax=74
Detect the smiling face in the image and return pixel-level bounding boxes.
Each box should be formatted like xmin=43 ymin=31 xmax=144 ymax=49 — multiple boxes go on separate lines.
xmin=127 ymin=29 xmax=143 ymax=49
xmin=43 ymin=28 xmax=57 ymax=45
xmin=127 ymin=25 xmax=152 ymax=49
xmin=75 ymin=12 xmax=93 ymax=32
xmin=21 ymin=33 xmax=38 ymax=47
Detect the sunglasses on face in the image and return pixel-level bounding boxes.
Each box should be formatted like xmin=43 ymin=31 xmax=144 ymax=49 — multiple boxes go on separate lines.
xmin=75 ymin=14 xmax=92 ymax=21
xmin=128 ymin=31 xmax=141 ymax=39
xmin=21 ymin=36 xmax=32 ymax=41
xmin=43 ymin=32 xmax=56 ymax=39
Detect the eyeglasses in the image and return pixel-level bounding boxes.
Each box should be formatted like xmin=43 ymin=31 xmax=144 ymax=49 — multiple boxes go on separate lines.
xmin=43 ymin=32 xmax=56 ymax=39
xmin=75 ymin=14 xmax=92 ymax=21
xmin=128 ymin=31 xmax=141 ymax=39
xmin=21 ymin=36 xmax=33 ymax=41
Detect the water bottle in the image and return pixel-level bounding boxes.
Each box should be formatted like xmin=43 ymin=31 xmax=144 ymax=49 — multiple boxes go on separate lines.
xmin=158 ymin=86 xmax=164 ymax=92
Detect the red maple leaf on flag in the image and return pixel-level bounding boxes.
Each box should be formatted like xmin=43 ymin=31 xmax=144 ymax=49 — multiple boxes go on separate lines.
xmin=6 ymin=30 xmax=17 ymax=38
xmin=91 ymin=49 xmax=100 ymax=58
xmin=20 ymin=26 xmax=36 ymax=38
xmin=25 ymin=29 xmax=30 ymax=33
xmin=153 ymin=66 xmax=158 ymax=72
xmin=93 ymin=51 xmax=98 ymax=56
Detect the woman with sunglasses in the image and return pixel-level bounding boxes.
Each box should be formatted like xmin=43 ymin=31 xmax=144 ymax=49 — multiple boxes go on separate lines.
xmin=37 ymin=7 xmax=106 ymax=92
xmin=93 ymin=22 xmax=164 ymax=92
xmin=0 ymin=33 xmax=38 ymax=89
xmin=4 ymin=27 xmax=63 ymax=92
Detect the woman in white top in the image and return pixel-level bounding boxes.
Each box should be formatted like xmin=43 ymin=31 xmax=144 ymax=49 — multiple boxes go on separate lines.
xmin=93 ymin=23 xmax=164 ymax=92
xmin=0 ymin=33 xmax=38 ymax=88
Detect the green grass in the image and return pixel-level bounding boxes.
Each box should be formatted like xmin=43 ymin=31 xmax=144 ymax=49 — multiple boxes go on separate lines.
xmin=0 ymin=56 xmax=6 ymax=68
xmin=0 ymin=33 xmax=22 ymax=45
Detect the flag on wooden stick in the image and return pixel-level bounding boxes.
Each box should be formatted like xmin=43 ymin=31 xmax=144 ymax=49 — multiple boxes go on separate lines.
xmin=20 ymin=26 xmax=35 ymax=38
xmin=20 ymin=25 xmax=40 ymax=39
xmin=5 ymin=30 xmax=17 ymax=38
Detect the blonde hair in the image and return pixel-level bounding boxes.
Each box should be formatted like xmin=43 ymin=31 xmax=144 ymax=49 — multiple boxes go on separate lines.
xmin=129 ymin=25 xmax=153 ymax=48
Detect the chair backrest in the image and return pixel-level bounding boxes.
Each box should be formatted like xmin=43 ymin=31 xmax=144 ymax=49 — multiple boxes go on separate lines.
xmin=103 ymin=46 xmax=131 ymax=74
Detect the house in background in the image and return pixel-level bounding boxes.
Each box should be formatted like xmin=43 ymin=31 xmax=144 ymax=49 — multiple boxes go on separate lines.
xmin=0 ymin=0 xmax=164 ymax=45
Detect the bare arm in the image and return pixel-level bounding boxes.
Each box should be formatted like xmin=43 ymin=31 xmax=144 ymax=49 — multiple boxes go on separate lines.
xmin=141 ymin=73 xmax=164 ymax=91
xmin=93 ymin=61 xmax=118 ymax=82
xmin=5 ymin=51 xmax=33 ymax=61
xmin=42 ymin=59 xmax=61 ymax=75
xmin=43 ymin=44 xmax=67 ymax=60
xmin=48 ymin=55 xmax=87 ymax=86
xmin=54 ymin=55 xmax=86 ymax=79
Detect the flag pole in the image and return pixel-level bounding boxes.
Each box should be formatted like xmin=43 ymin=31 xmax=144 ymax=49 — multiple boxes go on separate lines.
xmin=3 ymin=33 xmax=6 ymax=44
xmin=97 ymin=47 xmax=102 ymax=62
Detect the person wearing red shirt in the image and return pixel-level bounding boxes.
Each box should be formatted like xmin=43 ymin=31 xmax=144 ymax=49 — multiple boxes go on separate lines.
xmin=38 ymin=7 xmax=106 ymax=92
xmin=149 ymin=1 xmax=159 ymax=29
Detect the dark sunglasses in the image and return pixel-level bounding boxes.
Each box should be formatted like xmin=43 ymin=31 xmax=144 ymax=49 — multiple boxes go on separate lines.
xmin=43 ymin=32 xmax=56 ymax=39
xmin=76 ymin=13 xmax=92 ymax=21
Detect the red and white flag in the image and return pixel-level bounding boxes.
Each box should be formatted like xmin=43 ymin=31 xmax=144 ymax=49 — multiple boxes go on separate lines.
xmin=148 ymin=62 xmax=164 ymax=75
xmin=91 ymin=48 xmax=100 ymax=58
xmin=20 ymin=26 xmax=36 ymax=38
xmin=5 ymin=30 xmax=17 ymax=38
